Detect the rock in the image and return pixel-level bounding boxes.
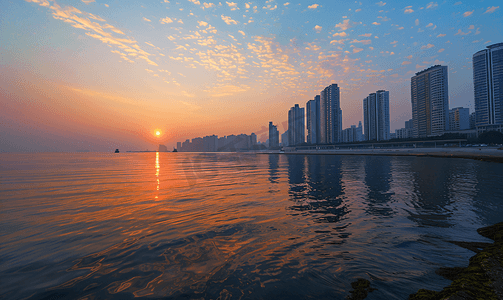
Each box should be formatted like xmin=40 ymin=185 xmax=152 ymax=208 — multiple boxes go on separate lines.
xmin=409 ymin=222 xmax=503 ymax=300
xmin=346 ymin=278 xmax=376 ymax=300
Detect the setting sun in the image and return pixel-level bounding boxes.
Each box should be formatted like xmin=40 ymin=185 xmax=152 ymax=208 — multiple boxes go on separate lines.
xmin=155 ymin=130 xmax=161 ymax=136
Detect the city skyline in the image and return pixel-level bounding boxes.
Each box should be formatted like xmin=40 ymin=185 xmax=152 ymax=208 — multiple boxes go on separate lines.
xmin=1 ymin=0 xmax=502 ymax=151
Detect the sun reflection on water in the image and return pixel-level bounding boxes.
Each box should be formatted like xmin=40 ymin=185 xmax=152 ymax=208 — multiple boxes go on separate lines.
xmin=155 ymin=152 xmax=159 ymax=198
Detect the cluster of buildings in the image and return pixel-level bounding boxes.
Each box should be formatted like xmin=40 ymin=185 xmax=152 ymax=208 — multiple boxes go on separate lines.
xmin=271 ymin=42 xmax=502 ymax=148
xmin=172 ymin=43 xmax=502 ymax=152
xmin=174 ymin=133 xmax=259 ymax=152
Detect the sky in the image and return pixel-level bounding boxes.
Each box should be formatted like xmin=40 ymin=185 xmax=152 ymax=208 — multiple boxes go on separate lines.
xmin=1 ymin=0 xmax=502 ymax=151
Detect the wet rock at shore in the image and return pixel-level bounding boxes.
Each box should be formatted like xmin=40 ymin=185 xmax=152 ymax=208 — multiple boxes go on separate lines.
xmin=346 ymin=278 xmax=376 ymax=300
xmin=409 ymin=222 xmax=503 ymax=300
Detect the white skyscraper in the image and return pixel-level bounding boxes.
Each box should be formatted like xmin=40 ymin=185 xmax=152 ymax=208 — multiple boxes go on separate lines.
xmin=411 ymin=65 xmax=449 ymax=138
xmin=473 ymin=42 xmax=503 ymax=133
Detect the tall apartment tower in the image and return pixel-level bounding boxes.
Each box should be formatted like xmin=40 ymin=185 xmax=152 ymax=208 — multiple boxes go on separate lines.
xmin=268 ymin=122 xmax=279 ymax=149
xmin=306 ymin=95 xmax=320 ymax=144
xmin=363 ymin=90 xmax=390 ymax=141
xmin=288 ymin=104 xmax=305 ymax=146
xmin=473 ymin=43 xmax=503 ymax=132
xmin=319 ymin=84 xmax=342 ymax=144
xmin=411 ymin=65 xmax=449 ymax=138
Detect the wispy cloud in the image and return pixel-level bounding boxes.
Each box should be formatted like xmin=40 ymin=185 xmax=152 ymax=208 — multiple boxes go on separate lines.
xmin=421 ymin=43 xmax=435 ymax=49
xmin=351 ymin=39 xmax=371 ymax=45
xmin=314 ymin=25 xmax=322 ymax=32
xmin=353 ymin=48 xmax=363 ymax=53
xmin=221 ymin=15 xmax=238 ymax=25
xmin=454 ymin=29 xmax=471 ymax=35
xmin=376 ymin=1 xmax=386 ymax=6
xmin=330 ymin=39 xmax=346 ymax=45
xmin=404 ymin=6 xmax=414 ymax=14
xmin=335 ymin=19 xmax=357 ymax=31
xmin=426 ymin=2 xmax=437 ymax=9
xmin=437 ymin=33 xmax=446 ymax=37
xmin=463 ymin=10 xmax=473 ymax=17
xmin=372 ymin=22 xmax=381 ymax=25
xmin=143 ymin=17 xmax=151 ymax=22
xmin=359 ymin=33 xmax=371 ymax=37
xmin=402 ymin=61 xmax=411 ymax=65
xmin=484 ymin=6 xmax=499 ymax=14
xmin=308 ymin=4 xmax=319 ymax=9
xmin=333 ymin=32 xmax=347 ymax=37
xmin=160 ymin=17 xmax=173 ymax=24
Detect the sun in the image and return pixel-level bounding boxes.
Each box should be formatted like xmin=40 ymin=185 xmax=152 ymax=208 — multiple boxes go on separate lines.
xmin=155 ymin=130 xmax=161 ymax=136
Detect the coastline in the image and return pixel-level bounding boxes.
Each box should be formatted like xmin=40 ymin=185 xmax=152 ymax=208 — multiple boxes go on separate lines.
xmin=260 ymin=147 xmax=503 ymax=163
xmin=409 ymin=222 xmax=503 ymax=300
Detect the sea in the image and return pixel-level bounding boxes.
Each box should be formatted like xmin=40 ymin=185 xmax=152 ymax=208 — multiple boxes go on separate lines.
xmin=1 ymin=152 xmax=502 ymax=299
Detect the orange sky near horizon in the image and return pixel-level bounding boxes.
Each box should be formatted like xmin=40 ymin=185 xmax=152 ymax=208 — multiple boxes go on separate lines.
xmin=1 ymin=0 xmax=501 ymax=151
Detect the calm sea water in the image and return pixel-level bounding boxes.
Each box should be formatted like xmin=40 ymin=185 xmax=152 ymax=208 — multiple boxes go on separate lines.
xmin=1 ymin=152 xmax=502 ymax=299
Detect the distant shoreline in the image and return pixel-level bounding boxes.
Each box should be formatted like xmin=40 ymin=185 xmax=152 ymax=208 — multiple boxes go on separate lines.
xmin=261 ymin=147 xmax=503 ymax=163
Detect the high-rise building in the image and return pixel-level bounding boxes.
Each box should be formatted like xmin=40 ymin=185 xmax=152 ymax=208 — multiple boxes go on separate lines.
xmin=411 ymin=65 xmax=449 ymax=137
xmin=203 ymin=135 xmax=218 ymax=151
xmin=176 ymin=142 xmax=181 ymax=151
xmin=306 ymin=95 xmax=320 ymax=144
xmin=449 ymin=107 xmax=470 ymax=131
xmin=319 ymin=84 xmax=342 ymax=144
xmin=473 ymin=43 xmax=503 ymax=133
xmin=363 ymin=90 xmax=390 ymax=141
xmin=250 ymin=133 xmax=257 ymax=146
xmin=288 ymin=104 xmax=305 ymax=146
xmin=268 ymin=122 xmax=279 ymax=149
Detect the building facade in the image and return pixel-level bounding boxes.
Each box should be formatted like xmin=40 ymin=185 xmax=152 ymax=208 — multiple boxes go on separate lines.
xmin=306 ymin=95 xmax=320 ymax=144
xmin=288 ymin=104 xmax=305 ymax=146
xmin=319 ymin=84 xmax=342 ymax=144
xmin=268 ymin=122 xmax=279 ymax=149
xmin=363 ymin=90 xmax=390 ymax=141
xmin=473 ymin=42 xmax=503 ymax=133
xmin=449 ymin=107 xmax=470 ymax=131
xmin=342 ymin=122 xmax=363 ymax=143
xmin=411 ymin=65 xmax=449 ymax=138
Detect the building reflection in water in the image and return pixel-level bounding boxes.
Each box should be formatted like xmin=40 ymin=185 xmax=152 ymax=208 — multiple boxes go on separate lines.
xmin=286 ymin=155 xmax=348 ymax=224
xmin=268 ymin=154 xmax=280 ymax=184
xmin=363 ymin=156 xmax=394 ymax=217
xmin=406 ymin=158 xmax=456 ymax=228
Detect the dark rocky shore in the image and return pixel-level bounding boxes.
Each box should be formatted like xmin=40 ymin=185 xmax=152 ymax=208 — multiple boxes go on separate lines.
xmin=409 ymin=222 xmax=503 ymax=300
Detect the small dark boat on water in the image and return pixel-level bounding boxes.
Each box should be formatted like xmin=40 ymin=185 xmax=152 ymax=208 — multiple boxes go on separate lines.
xmin=173 ymin=148 xmax=178 ymax=152
xmin=115 ymin=149 xmax=120 ymax=153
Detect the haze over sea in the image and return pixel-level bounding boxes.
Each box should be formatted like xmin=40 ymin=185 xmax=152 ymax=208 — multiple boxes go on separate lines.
xmin=1 ymin=152 xmax=502 ymax=299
